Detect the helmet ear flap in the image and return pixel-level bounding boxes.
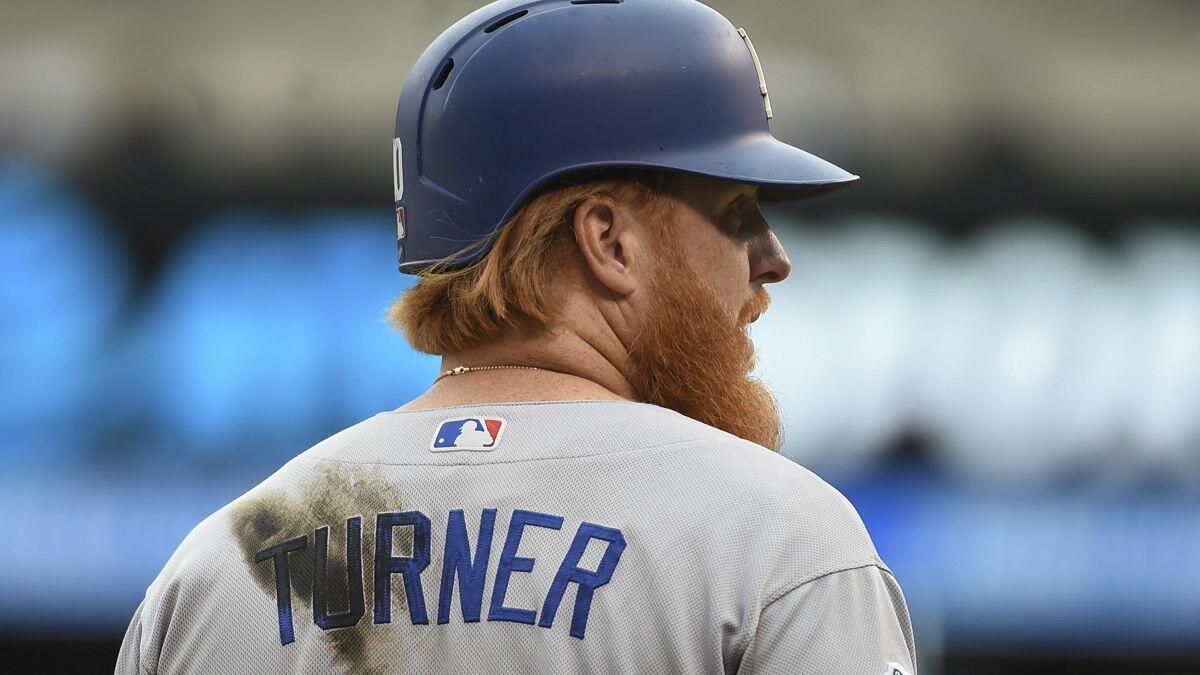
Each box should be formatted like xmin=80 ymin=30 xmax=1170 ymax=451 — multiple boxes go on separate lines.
xmin=393 ymin=138 xmax=406 ymax=267
xmin=395 ymin=207 xmax=407 ymax=269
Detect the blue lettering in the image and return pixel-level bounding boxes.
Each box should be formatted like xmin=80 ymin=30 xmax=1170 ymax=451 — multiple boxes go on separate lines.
xmin=539 ymin=522 xmax=627 ymax=638
xmin=438 ymin=508 xmax=496 ymax=624
xmin=255 ymin=507 xmax=629 ymax=647
xmin=254 ymin=535 xmax=307 ymax=646
xmin=313 ymin=517 xmax=365 ymax=630
xmin=488 ymin=509 xmax=563 ymax=625
xmin=373 ymin=511 xmax=431 ymax=625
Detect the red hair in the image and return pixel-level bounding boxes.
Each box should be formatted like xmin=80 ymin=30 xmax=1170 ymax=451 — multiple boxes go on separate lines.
xmin=390 ymin=169 xmax=670 ymax=355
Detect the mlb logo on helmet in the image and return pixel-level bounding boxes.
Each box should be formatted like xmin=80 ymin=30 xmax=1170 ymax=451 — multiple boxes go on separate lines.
xmin=431 ymin=417 xmax=506 ymax=451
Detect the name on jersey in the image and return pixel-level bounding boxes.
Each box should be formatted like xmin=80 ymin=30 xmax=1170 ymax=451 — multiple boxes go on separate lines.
xmin=254 ymin=508 xmax=626 ymax=646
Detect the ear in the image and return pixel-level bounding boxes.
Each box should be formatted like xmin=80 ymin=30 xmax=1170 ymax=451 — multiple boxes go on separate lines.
xmin=571 ymin=196 xmax=645 ymax=296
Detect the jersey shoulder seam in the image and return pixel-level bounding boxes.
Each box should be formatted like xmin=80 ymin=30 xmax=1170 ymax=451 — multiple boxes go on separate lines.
xmin=761 ymin=559 xmax=892 ymax=610
xmin=298 ymin=434 xmax=717 ymax=467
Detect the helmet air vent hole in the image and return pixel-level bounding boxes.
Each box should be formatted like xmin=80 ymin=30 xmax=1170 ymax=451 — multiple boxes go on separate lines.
xmin=484 ymin=10 xmax=529 ymax=33
xmin=432 ymin=59 xmax=454 ymax=90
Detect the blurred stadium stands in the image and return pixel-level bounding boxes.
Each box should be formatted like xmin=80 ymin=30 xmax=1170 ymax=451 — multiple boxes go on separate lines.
xmin=758 ymin=217 xmax=1200 ymax=486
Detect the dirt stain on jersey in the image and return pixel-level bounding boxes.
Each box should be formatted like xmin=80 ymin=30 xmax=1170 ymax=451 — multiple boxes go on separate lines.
xmin=230 ymin=462 xmax=411 ymax=674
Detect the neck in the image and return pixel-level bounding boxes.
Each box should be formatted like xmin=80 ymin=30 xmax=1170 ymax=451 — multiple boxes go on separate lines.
xmin=397 ymin=295 xmax=637 ymax=411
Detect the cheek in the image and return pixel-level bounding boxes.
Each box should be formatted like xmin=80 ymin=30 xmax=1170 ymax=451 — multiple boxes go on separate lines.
xmin=674 ymin=211 xmax=750 ymax=316
xmin=696 ymin=235 xmax=751 ymax=316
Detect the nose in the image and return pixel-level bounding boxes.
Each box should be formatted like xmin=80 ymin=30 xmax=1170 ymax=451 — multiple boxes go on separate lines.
xmin=749 ymin=225 xmax=792 ymax=285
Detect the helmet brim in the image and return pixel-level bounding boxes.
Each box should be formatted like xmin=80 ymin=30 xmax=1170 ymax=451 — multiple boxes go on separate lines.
xmin=518 ymin=130 xmax=858 ymax=207
xmin=647 ymin=130 xmax=859 ymax=201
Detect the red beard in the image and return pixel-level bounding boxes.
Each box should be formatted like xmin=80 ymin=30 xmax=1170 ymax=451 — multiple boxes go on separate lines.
xmin=626 ymin=262 xmax=782 ymax=451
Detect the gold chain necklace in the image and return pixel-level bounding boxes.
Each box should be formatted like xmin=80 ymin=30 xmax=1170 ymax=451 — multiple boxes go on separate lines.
xmin=433 ymin=364 xmax=546 ymax=384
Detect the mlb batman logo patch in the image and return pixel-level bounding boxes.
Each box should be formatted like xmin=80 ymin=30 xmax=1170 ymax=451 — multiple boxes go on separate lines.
xmin=431 ymin=417 xmax=506 ymax=452
xmin=884 ymin=662 xmax=913 ymax=675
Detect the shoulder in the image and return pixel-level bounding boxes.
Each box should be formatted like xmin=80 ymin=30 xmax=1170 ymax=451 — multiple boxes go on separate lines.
xmin=136 ymin=459 xmax=297 ymax=600
xmin=129 ymin=449 xmax=328 ymax=667
xmin=662 ymin=411 xmax=887 ymax=599
xmin=141 ymin=412 xmax=398 ymax=599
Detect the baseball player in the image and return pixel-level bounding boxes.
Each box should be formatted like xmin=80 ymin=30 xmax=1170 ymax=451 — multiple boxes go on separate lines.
xmin=117 ymin=0 xmax=917 ymax=673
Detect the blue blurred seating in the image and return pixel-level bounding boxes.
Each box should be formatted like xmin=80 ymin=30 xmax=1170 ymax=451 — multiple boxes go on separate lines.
xmin=129 ymin=208 xmax=436 ymax=459
xmin=0 ymin=162 xmax=129 ymax=465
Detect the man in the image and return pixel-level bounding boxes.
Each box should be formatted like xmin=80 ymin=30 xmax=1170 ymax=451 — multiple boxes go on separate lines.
xmin=118 ymin=0 xmax=917 ymax=673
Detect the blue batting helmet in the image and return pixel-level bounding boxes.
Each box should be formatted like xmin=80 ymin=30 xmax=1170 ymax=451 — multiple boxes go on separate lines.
xmin=392 ymin=0 xmax=857 ymax=273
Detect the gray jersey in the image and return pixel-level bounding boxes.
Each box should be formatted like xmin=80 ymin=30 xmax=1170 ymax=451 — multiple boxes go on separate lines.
xmin=117 ymin=400 xmax=917 ymax=674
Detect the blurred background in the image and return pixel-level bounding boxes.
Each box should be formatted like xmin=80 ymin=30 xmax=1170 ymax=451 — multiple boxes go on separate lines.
xmin=2 ymin=0 xmax=1198 ymax=672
